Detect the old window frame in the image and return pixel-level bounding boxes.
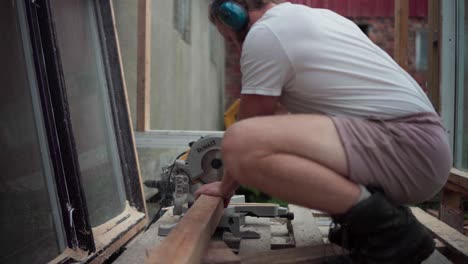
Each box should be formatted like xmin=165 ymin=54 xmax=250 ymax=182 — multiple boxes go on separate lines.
xmin=20 ymin=0 xmax=146 ymax=262
xmin=0 ymin=1 xmax=67 ymax=262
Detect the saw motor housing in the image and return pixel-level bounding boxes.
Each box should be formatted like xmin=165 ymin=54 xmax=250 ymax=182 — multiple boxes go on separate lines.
xmin=155 ymin=135 xmax=224 ymax=215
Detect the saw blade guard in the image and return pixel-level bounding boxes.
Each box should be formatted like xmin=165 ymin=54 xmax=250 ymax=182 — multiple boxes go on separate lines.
xmin=186 ymin=135 xmax=224 ymax=184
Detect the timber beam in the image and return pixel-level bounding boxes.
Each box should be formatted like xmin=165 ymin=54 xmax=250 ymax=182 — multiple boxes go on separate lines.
xmin=145 ymin=195 xmax=224 ymax=264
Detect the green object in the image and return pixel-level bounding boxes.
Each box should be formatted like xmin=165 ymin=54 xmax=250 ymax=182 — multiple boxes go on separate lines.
xmin=236 ymin=186 xmax=288 ymax=207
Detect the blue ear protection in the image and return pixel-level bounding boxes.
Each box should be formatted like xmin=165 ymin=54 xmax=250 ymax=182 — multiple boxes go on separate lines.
xmin=214 ymin=1 xmax=249 ymax=31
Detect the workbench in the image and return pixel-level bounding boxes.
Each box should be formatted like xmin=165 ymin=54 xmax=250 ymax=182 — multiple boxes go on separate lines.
xmin=113 ymin=201 xmax=460 ymax=264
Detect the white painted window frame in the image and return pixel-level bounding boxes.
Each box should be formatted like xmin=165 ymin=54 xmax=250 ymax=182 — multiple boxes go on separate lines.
xmin=441 ymin=0 xmax=466 ymax=170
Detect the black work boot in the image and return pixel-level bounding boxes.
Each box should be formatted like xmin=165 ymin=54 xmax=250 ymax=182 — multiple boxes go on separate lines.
xmin=328 ymin=191 xmax=435 ymax=263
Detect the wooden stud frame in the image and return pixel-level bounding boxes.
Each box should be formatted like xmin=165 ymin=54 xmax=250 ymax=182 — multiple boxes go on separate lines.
xmin=394 ymin=0 xmax=409 ymax=70
xmin=137 ymin=0 xmax=152 ymax=132
xmin=427 ymin=0 xmax=441 ymax=112
xmin=440 ymin=169 xmax=468 ymax=233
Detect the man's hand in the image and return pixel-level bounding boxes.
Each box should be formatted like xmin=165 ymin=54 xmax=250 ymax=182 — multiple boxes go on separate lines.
xmin=195 ymin=181 xmax=234 ymax=208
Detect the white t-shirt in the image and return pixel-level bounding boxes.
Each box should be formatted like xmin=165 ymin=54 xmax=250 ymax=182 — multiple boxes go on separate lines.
xmin=241 ymin=3 xmax=435 ymax=119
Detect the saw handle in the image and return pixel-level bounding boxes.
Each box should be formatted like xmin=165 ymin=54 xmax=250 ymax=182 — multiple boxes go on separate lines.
xmin=224 ymin=99 xmax=240 ymax=129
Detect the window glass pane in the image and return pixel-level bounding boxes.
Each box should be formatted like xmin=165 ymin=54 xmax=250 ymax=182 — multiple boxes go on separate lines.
xmin=50 ymin=0 xmax=127 ymax=226
xmin=0 ymin=1 xmax=64 ymax=263
xmin=415 ymin=30 xmax=428 ymax=72
xmin=456 ymin=0 xmax=468 ymax=170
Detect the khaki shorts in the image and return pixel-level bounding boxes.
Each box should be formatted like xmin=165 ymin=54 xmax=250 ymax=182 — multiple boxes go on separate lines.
xmin=331 ymin=112 xmax=452 ymax=204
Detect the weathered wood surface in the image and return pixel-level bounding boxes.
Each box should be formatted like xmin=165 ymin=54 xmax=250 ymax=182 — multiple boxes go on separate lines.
xmin=440 ymin=169 xmax=468 ymax=232
xmin=240 ymin=244 xmax=347 ymax=264
xmin=202 ymin=241 xmax=241 ymax=264
xmin=239 ymin=217 xmax=272 ymax=255
xmin=423 ymin=250 xmax=452 ymax=264
xmin=113 ymin=208 xmax=180 ymax=264
xmin=238 ymin=242 xmax=449 ymax=264
xmin=136 ymin=0 xmax=151 ymax=131
xmin=448 ymin=169 xmax=468 ymax=190
xmin=114 ymin=203 xmax=458 ymax=264
xmin=427 ymin=0 xmax=441 ymax=111
xmin=394 ymin=0 xmax=409 ymax=70
xmin=115 ymin=206 xmax=293 ymax=263
xmin=412 ymin=207 xmax=468 ymax=259
xmin=145 ymin=195 xmax=224 ymax=264
xmin=288 ymin=205 xmax=324 ymax=247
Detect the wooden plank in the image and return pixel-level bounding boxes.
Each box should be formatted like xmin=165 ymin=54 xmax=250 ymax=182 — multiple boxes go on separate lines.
xmin=222 ymin=232 xmax=241 ymax=250
xmin=113 ymin=208 xmax=180 ymax=264
xmin=394 ymin=0 xmax=409 ymax=70
xmin=240 ymin=244 xmax=347 ymax=264
xmin=442 ymin=170 xmax=468 ymax=233
xmin=270 ymin=218 xmax=289 ymax=237
xmin=427 ymin=209 xmax=439 ymax=218
xmin=442 ymin=189 xmax=463 ymax=209
xmin=440 ymin=189 xmax=464 ymax=232
xmin=448 ymin=168 xmax=468 ymax=190
xmin=229 ymin=203 xmax=280 ymax=207
xmin=202 ymin=241 xmax=241 ymax=264
xmin=145 ymin=195 xmax=224 ymax=264
xmin=288 ymin=205 xmax=323 ymax=247
xmin=311 ymin=209 xmax=329 ymax=218
xmin=136 ymin=0 xmax=152 ymax=131
xmin=422 ymin=250 xmax=452 ymax=264
xmin=412 ymin=207 xmax=468 ymax=259
xmin=270 ymin=236 xmax=294 ymax=250
xmin=427 ymin=0 xmax=441 ymax=112
xmin=444 ymin=181 xmax=468 ymax=196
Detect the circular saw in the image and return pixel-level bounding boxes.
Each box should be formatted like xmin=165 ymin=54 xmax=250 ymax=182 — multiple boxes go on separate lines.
xmin=185 ymin=135 xmax=224 ymax=184
xmin=146 ymin=135 xmax=224 ymax=215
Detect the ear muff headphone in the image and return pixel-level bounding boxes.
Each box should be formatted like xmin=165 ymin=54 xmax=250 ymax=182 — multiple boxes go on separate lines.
xmin=212 ymin=1 xmax=249 ymax=31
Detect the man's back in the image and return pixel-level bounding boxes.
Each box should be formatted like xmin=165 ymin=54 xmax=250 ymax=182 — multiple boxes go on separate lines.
xmin=241 ymin=2 xmax=434 ymax=119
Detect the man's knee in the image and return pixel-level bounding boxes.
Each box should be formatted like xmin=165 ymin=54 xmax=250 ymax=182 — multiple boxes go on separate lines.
xmin=223 ymin=122 xmax=245 ymax=156
xmin=222 ymin=120 xmax=265 ymax=181
xmin=223 ymin=119 xmax=265 ymax=153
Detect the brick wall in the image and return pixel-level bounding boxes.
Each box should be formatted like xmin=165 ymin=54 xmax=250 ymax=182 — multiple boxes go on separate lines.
xmin=224 ymin=17 xmax=428 ymax=109
xmin=357 ymin=17 xmax=428 ymax=91
xmin=225 ymin=40 xmax=243 ymax=109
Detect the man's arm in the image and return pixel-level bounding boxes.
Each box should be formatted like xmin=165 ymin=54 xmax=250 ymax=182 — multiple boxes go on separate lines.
xmin=238 ymin=94 xmax=279 ymax=120
xmin=196 ymin=94 xmax=279 ymax=205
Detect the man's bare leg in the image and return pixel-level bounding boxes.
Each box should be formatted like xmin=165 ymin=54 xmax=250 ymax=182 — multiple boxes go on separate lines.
xmin=222 ymin=114 xmax=360 ymax=214
xmin=194 ymin=113 xmax=436 ymax=262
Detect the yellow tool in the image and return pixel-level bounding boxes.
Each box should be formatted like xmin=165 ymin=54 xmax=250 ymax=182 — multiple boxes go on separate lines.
xmin=147 ymin=98 xmax=294 ymax=237
xmin=145 ymin=99 xmax=242 ymax=215
xmin=177 ymin=99 xmax=240 ymax=162
xmin=224 ymin=99 xmax=240 ymax=129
